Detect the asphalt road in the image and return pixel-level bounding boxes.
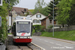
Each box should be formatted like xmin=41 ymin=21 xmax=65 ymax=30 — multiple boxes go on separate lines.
xmin=32 ymin=36 xmax=75 ymax=50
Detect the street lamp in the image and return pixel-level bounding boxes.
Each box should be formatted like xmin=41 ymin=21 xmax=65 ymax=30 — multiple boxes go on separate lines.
xmin=53 ymin=0 xmax=54 ymax=37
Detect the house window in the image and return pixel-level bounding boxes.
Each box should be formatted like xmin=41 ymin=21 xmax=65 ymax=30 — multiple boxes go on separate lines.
xmin=50 ymin=20 xmax=52 ymax=23
xmin=36 ymin=20 xmax=40 ymax=23
xmin=33 ymin=20 xmax=41 ymax=23
xmin=54 ymin=20 xmax=56 ymax=24
xmin=36 ymin=14 xmax=41 ymax=18
xmin=33 ymin=20 xmax=36 ymax=23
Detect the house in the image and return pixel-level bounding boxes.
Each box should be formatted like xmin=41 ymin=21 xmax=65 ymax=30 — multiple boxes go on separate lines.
xmin=11 ymin=7 xmax=29 ymax=25
xmin=31 ymin=12 xmax=58 ymax=29
xmin=31 ymin=13 xmax=46 ymax=25
xmin=12 ymin=7 xmax=29 ymax=16
xmin=31 ymin=13 xmax=50 ymax=28
xmin=7 ymin=7 xmax=32 ymax=26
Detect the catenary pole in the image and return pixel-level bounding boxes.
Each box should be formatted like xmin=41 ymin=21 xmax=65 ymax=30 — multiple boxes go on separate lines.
xmin=53 ymin=0 xmax=54 ymax=36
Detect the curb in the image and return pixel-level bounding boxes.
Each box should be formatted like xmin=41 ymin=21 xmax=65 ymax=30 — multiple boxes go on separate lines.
xmin=31 ymin=42 xmax=45 ymax=50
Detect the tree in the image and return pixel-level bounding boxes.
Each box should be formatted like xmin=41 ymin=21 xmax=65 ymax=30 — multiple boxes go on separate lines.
xmin=5 ymin=0 xmax=19 ymax=11
xmin=33 ymin=0 xmax=61 ymax=18
xmin=0 ymin=0 xmax=19 ymax=41
xmin=67 ymin=0 xmax=75 ymax=25
xmin=33 ymin=0 xmax=46 ymax=14
xmin=46 ymin=0 xmax=60 ymax=20
xmin=40 ymin=6 xmax=49 ymax=16
xmin=46 ymin=1 xmax=54 ymax=19
xmin=56 ymin=0 xmax=72 ymax=27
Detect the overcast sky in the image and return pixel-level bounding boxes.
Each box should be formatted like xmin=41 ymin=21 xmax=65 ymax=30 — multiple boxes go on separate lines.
xmin=14 ymin=0 xmax=51 ymax=9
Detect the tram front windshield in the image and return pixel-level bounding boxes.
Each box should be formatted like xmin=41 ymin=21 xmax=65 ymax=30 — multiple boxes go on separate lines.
xmin=17 ymin=21 xmax=30 ymax=33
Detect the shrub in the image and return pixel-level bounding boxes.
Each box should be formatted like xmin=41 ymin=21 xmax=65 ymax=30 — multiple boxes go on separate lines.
xmin=33 ymin=25 xmax=44 ymax=32
xmin=32 ymin=29 xmax=35 ymax=35
xmin=48 ymin=25 xmax=53 ymax=29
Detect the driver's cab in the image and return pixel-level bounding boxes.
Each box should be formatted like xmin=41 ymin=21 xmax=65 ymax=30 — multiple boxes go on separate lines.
xmin=12 ymin=20 xmax=32 ymax=37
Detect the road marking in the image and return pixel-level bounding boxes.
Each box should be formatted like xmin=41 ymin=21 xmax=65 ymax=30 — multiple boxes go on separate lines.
xmin=31 ymin=42 xmax=45 ymax=50
xmin=64 ymin=46 xmax=69 ymax=47
xmin=64 ymin=46 xmax=74 ymax=49
xmin=56 ymin=43 xmax=62 ymax=46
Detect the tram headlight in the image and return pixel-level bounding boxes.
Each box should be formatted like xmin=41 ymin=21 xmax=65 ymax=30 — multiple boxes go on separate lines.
xmin=16 ymin=37 xmax=19 ymax=38
xmin=13 ymin=36 xmax=19 ymax=39
xmin=28 ymin=37 xmax=32 ymax=38
xmin=16 ymin=36 xmax=19 ymax=38
xmin=28 ymin=37 xmax=30 ymax=38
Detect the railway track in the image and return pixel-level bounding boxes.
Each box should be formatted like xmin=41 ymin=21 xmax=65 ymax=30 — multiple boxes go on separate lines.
xmin=6 ymin=35 xmax=41 ymax=50
xmin=7 ymin=43 xmax=41 ymax=50
xmin=7 ymin=45 xmax=31 ymax=50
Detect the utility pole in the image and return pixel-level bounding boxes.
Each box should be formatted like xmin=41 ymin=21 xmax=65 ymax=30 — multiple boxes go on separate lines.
xmin=10 ymin=11 xmax=12 ymax=26
xmin=0 ymin=0 xmax=2 ymax=27
xmin=53 ymin=0 xmax=54 ymax=37
xmin=0 ymin=0 xmax=2 ymax=6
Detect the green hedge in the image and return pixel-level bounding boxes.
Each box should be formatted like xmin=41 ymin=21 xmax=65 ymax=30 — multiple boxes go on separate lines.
xmin=1 ymin=17 xmax=7 ymax=42
xmin=0 ymin=0 xmax=8 ymax=42
xmin=33 ymin=25 xmax=44 ymax=32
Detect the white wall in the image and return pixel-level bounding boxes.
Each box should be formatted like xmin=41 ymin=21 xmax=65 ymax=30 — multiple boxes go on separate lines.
xmin=33 ymin=23 xmax=41 ymax=25
xmin=46 ymin=18 xmax=50 ymax=29
xmin=31 ymin=13 xmax=46 ymax=20
xmin=31 ymin=13 xmax=46 ymax=25
xmin=9 ymin=16 xmax=11 ymax=26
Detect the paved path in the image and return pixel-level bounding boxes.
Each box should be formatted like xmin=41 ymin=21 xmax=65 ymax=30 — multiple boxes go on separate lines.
xmin=0 ymin=42 xmax=6 ymax=50
xmin=32 ymin=36 xmax=75 ymax=50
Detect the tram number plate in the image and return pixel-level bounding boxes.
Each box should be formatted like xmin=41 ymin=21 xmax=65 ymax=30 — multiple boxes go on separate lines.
xmin=20 ymin=37 xmax=27 ymax=38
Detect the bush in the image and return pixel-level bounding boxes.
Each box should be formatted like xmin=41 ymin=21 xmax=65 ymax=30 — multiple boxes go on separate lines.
xmin=32 ymin=29 xmax=35 ymax=35
xmin=33 ymin=25 xmax=44 ymax=32
xmin=48 ymin=25 xmax=53 ymax=29
xmin=1 ymin=17 xmax=8 ymax=42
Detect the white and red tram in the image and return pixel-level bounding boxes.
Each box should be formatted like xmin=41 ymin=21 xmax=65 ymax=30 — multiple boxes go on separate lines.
xmin=12 ymin=18 xmax=32 ymax=43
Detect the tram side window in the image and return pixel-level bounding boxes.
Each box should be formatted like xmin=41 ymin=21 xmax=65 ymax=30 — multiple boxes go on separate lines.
xmin=31 ymin=23 xmax=32 ymax=31
xmin=12 ymin=26 xmax=14 ymax=34
xmin=13 ymin=23 xmax=16 ymax=36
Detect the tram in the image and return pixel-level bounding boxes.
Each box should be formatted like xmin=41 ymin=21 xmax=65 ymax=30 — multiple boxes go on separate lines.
xmin=12 ymin=17 xmax=32 ymax=43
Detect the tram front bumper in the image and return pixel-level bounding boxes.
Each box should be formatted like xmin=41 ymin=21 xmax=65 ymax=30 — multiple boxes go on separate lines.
xmin=13 ymin=39 xmax=32 ymax=43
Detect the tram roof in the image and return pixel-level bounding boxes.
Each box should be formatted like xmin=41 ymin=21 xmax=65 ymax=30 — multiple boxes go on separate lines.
xmin=14 ymin=19 xmax=32 ymax=22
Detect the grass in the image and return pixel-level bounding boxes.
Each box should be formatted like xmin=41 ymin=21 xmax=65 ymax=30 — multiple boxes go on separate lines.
xmin=29 ymin=9 xmax=34 ymax=14
xmin=8 ymin=33 xmax=12 ymax=34
xmin=41 ymin=30 xmax=75 ymax=41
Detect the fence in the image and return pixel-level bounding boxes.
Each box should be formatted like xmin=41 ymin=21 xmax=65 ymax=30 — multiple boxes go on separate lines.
xmin=45 ymin=25 xmax=75 ymax=32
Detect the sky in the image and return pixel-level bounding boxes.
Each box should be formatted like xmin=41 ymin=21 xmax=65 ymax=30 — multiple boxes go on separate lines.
xmin=14 ymin=0 xmax=52 ymax=9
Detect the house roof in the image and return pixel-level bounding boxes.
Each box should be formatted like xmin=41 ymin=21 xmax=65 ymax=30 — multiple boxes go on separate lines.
xmin=31 ymin=12 xmax=48 ymax=20
xmin=31 ymin=12 xmax=47 ymax=17
xmin=41 ymin=16 xmax=49 ymax=21
xmin=12 ymin=7 xmax=28 ymax=12
xmin=12 ymin=7 xmax=32 ymax=15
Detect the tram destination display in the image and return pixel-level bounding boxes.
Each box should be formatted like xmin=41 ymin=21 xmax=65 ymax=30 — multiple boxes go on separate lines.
xmin=17 ymin=21 xmax=29 ymax=24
